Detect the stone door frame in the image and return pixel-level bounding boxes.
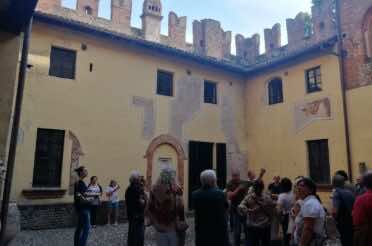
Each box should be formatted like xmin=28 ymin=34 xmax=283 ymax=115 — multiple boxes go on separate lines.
xmin=144 ymin=134 xmax=187 ymax=189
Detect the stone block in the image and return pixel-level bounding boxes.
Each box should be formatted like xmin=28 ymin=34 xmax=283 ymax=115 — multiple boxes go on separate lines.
xmin=76 ymin=0 xmax=99 ymax=17
xmin=111 ymin=0 xmax=132 ymax=30
xmin=193 ymin=19 xmax=231 ymax=59
xmin=286 ymin=12 xmax=312 ymax=49
xmin=235 ymin=34 xmax=260 ymax=64
xmin=311 ymin=0 xmax=337 ymax=42
xmin=168 ymin=12 xmax=187 ymax=50
xmin=36 ymin=0 xmax=61 ymax=13
xmin=264 ymin=23 xmax=281 ymax=53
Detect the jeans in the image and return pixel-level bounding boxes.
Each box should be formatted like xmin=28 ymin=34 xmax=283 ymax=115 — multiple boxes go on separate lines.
xmin=90 ymin=206 xmax=98 ymax=226
xmin=74 ymin=209 xmax=91 ymax=246
xmin=127 ymin=217 xmax=145 ymax=246
xmin=155 ymin=231 xmax=178 ymax=246
xmin=231 ymin=209 xmax=248 ymax=246
xmin=246 ymin=226 xmax=270 ymax=246
xmin=281 ymin=214 xmax=290 ymax=246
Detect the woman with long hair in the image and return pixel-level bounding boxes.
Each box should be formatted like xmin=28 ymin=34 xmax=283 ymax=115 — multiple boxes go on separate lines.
xmin=148 ymin=167 xmax=185 ymax=246
xmin=87 ymin=176 xmax=102 ymax=227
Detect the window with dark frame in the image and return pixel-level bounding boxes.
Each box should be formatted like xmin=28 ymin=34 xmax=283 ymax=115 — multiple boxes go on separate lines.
xmin=156 ymin=70 xmax=173 ymax=97
xmin=306 ymin=66 xmax=322 ymax=93
xmin=204 ymin=80 xmax=217 ymax=104
xmin=307 ymin=139 xmax=331 ymax=184
xmin=268 ymin=78 xmax=283 ymax=105
xmin=32 ymin=128 xmax=65 ymax=188
xmin=49 ymin=47 xmax=77 ymax=79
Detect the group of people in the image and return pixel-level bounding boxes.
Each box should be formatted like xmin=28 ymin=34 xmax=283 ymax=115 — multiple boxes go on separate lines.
xmin=72 ymin=164 xmax=372 ymax=246
xmin=226 ymin=169 xmax=372 ymax=246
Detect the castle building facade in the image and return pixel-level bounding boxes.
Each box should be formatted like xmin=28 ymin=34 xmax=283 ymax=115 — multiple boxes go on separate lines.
xmin=5 ymin=0 xmax=372 ymax=229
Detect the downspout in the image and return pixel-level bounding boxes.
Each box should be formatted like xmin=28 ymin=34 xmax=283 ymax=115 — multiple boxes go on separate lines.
xmin=335 ymin=0 xmax=353 ymax=181
xmin=0 ymin=18 xmax=32 ymax=244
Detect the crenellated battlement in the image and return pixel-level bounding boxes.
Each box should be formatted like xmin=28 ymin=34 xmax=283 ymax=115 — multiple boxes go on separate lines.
xmin=35 ymin=0 xmax=337 ymax=64
xmin=264 ymin=24 xmax=281 ymax=54
xmin=235 ymin=34 xmax=260 ymax=64
xmin=168 ymin=12 xmax=187 ymax=49
xmin=193 ymin=19 xmax=232 ymax=60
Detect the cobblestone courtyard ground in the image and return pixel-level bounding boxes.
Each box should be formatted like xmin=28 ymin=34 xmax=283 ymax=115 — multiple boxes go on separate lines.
xmin=9 ymin=219 xmax=196 ymax=246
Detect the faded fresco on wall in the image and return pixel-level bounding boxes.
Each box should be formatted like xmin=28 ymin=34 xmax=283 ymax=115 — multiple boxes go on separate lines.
xmin=221 ymin=83 xmax=247 ymax=178
xmin=294 ymin=97 xmax=332 ymax=131
xmin=133 ymin=96 xmax=155 ymax=140
xmin=68 ymin=131 xmax=85 ymax=195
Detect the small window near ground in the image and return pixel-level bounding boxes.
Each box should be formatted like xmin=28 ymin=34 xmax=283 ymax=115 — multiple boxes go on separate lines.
xmin=306 ymin=66 xmax=322 ymax=93
xmin=204 ymin=80 xmax=217 ymax=104
xmin=32 ymin=128 xmax=65 ymax=188
xmin=157 ymin=70 xmax=173 ymax=97
xmin=307 ymin=139 xmax=331 ymax=184
xmin=49 ymin=47 xmax=77 ymax=80
xmin=268 ymin=78 xmax=283 ymax=105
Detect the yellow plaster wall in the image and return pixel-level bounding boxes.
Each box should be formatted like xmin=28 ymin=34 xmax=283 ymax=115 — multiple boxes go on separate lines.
xmin=12 ymin=22 xmax=247 ymax=205
xmin=244 ymin=55 xmax=349 ymax=184
xmin=346 ymin=86 xmax=372 ymax=179
xmin=0 ymin=31 xmax=21 ymax=164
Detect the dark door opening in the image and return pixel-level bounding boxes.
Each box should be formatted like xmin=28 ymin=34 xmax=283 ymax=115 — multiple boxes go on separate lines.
xmin=307 ymin=139 xmax=330 ymax=184
xmin=188 ymin=141 xmax=213 ymax=209
xmin=216 ymin=143 xmax=227 ymax=189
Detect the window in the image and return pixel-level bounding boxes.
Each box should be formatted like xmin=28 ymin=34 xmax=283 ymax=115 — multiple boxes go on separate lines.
xmin=84 ymin=6 xmax=92 ymax=15
xmin=362 ymin=9 xmax=372 ymax=58
xmin=49 ymin=47 xmax=77 ymax=79
xmin=268 ymin=78 xmax=283 ymax=105
xmin=33 ymin=129 xmax=65 ymax=187
xmin=157 ymin=70 xmax=173 ymax=96
xmin=307 ymin=139 xmax=330 ymax=184
xmin=204 ymin=80 xmax=217 ymax=104
xmin=306 ymin=66 xmax=322 ymax=93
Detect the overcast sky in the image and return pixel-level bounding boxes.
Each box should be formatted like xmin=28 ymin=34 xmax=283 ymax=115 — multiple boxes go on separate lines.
xmin=62 ymin=0 xmax=313 ymax=53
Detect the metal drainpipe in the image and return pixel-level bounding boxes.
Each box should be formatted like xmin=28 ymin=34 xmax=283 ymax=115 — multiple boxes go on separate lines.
xmin=0 ymin=18 xmax=32 ymax=244
xmin=335 ymin=0 xmax=353 ymax=181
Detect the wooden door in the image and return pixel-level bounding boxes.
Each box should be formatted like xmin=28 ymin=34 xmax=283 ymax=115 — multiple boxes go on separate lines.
xmin=188 ymin=141 xmax=214 ymax=209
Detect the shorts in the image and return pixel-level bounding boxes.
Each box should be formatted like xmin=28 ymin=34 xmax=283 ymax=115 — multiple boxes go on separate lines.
xmin=108 ymin=202 xmax=119 ymax=209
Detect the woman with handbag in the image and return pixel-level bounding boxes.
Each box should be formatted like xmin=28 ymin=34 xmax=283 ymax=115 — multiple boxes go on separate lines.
xmin=73 ymin=166 xmax=93 ymax=246
xmin=148 ymin=167 xmax=185 ymax=246
xmin=87 ymin=176 xmax=103 ymax=227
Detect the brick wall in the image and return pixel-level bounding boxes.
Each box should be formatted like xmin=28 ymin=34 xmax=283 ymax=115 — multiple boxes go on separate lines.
xmin=340 ymin=0 xmax=372 ymax=89
xmin=36 ymin=0 xmax=61 ymax=13
xmin=168 ymin=12 xmax=187 ymax=50
xmin=19 ymin=201 xmax=127 ymax=230
xmin=264 ymin=23 xmax=281 ymax=54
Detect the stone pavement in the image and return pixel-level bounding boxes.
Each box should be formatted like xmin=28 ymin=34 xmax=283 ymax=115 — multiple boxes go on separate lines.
xmin=9 ymin=219 xmax=196 ymax=246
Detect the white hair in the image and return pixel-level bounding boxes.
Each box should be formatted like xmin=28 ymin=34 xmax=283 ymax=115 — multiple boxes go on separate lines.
xmin=129 ymin=170 xmax=141 ymax=183
xmin=200 ymin=169 xmax=217 ymax=188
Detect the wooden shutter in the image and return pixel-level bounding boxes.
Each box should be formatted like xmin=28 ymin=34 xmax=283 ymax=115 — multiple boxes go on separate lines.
xmin=307 ymin=139 xmax=330 ymax=184
xmin=32 ymin=129 xmax=65 ymax=187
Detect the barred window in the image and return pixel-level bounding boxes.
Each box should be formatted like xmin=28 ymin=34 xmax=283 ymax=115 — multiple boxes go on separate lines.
xmin=49 ymin=47 xmax=76 ymax=80
xmin=306 ymin=66 xmax=322 ymax=93
xmin=32 ymin=129 xmax=65 ymax=187
xmin=268 ymin=78 xmax=283 ymax=105
xmin=204 ymin=80 xmax=217 ymax=104
xmin=157 ymin=70 xmax=174 ymax=97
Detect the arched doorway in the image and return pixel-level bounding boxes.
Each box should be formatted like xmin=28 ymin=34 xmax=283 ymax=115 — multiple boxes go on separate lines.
xmin=144 ymin=134 xmax=186 ymax=189
xmin=362 ymin=8 xmax=372 ymax=58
